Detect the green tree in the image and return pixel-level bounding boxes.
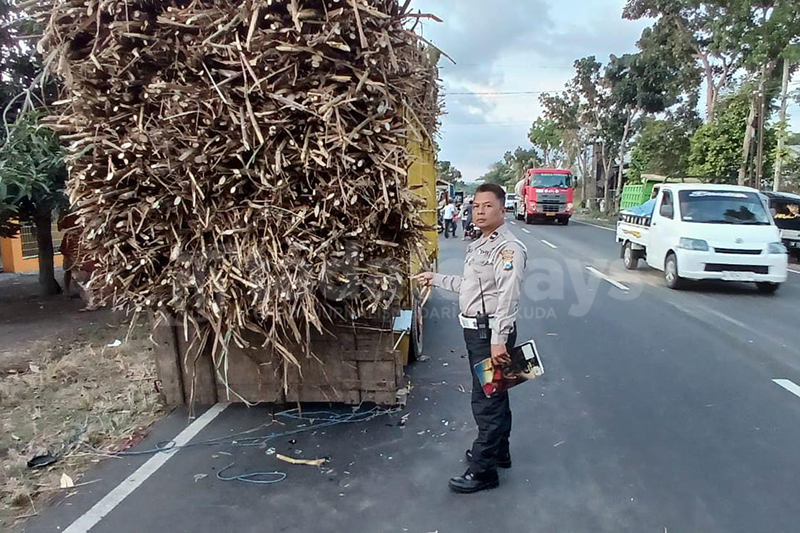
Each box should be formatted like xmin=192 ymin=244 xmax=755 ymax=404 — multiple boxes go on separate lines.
xmin=528 ymin=118 xmax=564 ymax=167
xmin=623 ymin=0 xmax=745 ymax=122
xmin=629 ymin=107 xmax=702 ymax=182
xmin=0 ymin=112 xmax=68 ymax=294
xmin=436 ymin=160 xmax=462 ymax=184
xmin=605 ymin=51 xmax=682 ymax=208
xmin=480 ymin=147 xmax=541 ymax=191
xmin=0 ymin=2 xmax=67 ymax=295
xmin=688 ymin=88 xmax=775 ymax=183
xmin=540 ymin=85 xmax=593 ymax=203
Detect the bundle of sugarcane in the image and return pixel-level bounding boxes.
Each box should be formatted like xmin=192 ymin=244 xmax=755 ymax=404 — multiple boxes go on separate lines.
xmin=35 ymin=0 xmax=441 ymax=383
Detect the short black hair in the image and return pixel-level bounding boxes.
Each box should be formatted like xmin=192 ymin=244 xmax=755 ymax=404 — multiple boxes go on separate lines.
xmin=475 ymin=183 xmax=506 ymax=205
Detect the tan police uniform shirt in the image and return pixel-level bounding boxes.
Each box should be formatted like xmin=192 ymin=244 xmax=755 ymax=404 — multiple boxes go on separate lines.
xmin=432 ymin=224 xmax=528 ymax=344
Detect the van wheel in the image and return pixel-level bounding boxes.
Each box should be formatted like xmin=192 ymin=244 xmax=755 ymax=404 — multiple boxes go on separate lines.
xmin=664 ymin=253 xmax=684 ymax=290
xmin=623 ymin=242 xmax=639 ymax=270
xmin=516 ymin=212 xmax=524 ymax=221
xmin=756 ymin=282 xmax=780 ymax=295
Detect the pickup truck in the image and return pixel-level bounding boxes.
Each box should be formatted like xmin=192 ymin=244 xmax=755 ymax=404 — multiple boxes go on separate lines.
xmin=762 ymin=191 xmax=800 ymax=260
xmin=616 ymin=184 xmax=789 ymax=293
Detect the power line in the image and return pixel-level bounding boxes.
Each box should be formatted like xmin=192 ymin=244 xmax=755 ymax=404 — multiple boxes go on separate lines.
xmin=446 ymin=90 xmax=559 ymax=96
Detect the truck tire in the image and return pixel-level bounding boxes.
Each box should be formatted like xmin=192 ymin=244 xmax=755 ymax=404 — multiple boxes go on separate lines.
xmin=525 ymin=213 xmax=534 ymax=225
xmin=756 ymin=282 xmax=780 ymax=295
xmin=560 ymin=217 xmax=570 ymax=226
xmin=408 ymin=303 xmax=423 ymax=363
xmin=622 ymin=242 xmax=639 ymax=270
xmin=664 ymin=253 xmax=684 ymax=290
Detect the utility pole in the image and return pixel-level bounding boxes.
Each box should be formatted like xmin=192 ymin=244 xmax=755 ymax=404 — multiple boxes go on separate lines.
xmin=773 ymin=58 xmax=791 ymax=192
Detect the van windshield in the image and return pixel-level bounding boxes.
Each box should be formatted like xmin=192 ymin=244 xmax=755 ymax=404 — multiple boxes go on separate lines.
xmin=678 ymin=190 xmax=771 ymax=225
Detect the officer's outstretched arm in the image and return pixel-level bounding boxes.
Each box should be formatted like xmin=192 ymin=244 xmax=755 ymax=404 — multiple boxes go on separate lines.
xmin=431 ymin=273 xmax=463 ymax=293
xmin=491 ymin=242 xmax=527 ymax=344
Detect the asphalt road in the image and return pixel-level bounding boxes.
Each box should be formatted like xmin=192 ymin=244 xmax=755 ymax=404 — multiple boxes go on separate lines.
xmin=25 ymin=216 xmax=800 ymax=533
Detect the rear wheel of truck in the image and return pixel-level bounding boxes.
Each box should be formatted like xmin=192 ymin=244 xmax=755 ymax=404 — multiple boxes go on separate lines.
xmin=756 ymin=282 xmax=780 ymax=295
xmin=623 ymin=242 xmax=639 ymax=270
xmin=408 ymin=302 xmax=424 ymax=362
xmin=664 ymin=253 xmax=684 ymax=290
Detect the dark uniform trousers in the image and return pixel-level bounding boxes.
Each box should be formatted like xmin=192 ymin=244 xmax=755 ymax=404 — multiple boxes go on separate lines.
xmin=464 ymin=324 xmax=517 ymax=473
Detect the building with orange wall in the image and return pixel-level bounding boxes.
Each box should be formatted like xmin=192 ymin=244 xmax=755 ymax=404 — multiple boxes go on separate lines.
xmin=0 ymin=222 xmax=64 ymax=273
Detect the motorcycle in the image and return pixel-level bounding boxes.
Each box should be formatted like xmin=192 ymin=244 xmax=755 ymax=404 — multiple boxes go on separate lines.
xmin=466 ymin=221 xmax=481 ymax=240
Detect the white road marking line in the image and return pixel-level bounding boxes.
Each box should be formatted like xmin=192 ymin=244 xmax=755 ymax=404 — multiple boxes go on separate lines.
xmin=521 ymin=228 xmax=531 ymax=234
xmin=574 ymin=220 xmax=615 ymax=232
xmin=789 ymin=268 xmax=800 ymax=275
xmin=773 ymin=379 xmax=800 ymax=399
xmin=510 ymin=221 xmax=516 ymax=225
xmin=586 ymin=266 xmax=630 ymax=292
xmin=64 ymin=403 xmax=230 ymax=533
xmin=540 ymin=239 xmax=558 ymax=249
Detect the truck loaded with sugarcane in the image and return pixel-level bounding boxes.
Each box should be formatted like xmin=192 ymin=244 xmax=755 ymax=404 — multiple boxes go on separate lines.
xmin=36 ymin=0 xmax=443 ymax=406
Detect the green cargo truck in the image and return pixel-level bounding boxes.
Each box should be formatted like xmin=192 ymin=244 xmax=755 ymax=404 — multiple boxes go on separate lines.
xmin=620 ymin=175 xmax=702 ymax=210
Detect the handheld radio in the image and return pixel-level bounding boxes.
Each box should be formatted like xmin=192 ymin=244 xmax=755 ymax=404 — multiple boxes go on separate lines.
xmin=476 ymin=279 xmax=490 ymax=340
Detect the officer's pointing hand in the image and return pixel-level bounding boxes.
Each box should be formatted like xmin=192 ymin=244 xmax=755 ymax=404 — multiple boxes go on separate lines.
xmin=413 ymin=272 xmax=434 ymax=288
xmin=491 ymin=343 xmax=511 ymax=367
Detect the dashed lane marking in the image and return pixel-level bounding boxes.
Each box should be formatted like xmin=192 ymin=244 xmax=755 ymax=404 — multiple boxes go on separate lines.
xmin=586 ymin=266 xmax=630 ymax=292
xmin=773 ymin=379 xmax=800 ymax=399
xmin=574 ymin=220 xmax=615 ymax=232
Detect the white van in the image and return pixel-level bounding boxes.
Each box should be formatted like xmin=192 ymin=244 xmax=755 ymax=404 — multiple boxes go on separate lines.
xmin=616 ymin=184 xmax=789 ymax=293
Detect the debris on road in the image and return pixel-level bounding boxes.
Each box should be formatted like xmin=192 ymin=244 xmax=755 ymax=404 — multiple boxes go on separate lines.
xmin=26 ymin=453 xmax=57 ymax=469
xmin=276 ymin=454 xmax=329 ymax=467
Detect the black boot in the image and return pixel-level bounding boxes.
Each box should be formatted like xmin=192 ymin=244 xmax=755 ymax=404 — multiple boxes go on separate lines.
xmin=465 ymin=449 xmax=512 ymax=469
xmin=448 ymin=469 xmax=499 ymax=494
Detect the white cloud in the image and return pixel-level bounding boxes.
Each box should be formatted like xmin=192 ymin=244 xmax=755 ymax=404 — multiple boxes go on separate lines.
xmin=410 ymin=0 xmax=651 ymax=180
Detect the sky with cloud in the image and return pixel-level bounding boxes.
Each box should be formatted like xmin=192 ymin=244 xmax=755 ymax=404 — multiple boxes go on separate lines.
xmin=410 ymin=0 xmax=800 ymax=182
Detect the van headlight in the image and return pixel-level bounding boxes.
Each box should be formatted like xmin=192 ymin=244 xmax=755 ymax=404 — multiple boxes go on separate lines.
xmin=678 ymin=238 xmax=709 ymax=251
xmin=768 ymin=242 xmax=787 ymax=254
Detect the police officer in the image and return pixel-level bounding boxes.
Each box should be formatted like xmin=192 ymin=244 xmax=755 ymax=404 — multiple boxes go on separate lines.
xmin=415 ymin=183 xmax=527 ymax=493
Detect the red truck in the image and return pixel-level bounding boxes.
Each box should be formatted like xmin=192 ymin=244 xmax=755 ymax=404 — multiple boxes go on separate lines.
xmin=513 ymin=168 xmax=575 ymax=225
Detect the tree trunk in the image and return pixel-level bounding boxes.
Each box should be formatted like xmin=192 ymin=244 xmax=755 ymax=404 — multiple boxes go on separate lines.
xmin=738 ymin=91 xmax=758 ymax=186
xmin=754 ymin=83 xmax=767 ymax=190
xmin=34 ymin=208 xmax=60 ymax=297
xmin=773 ymin=58 xmax=791 ymax=192
xmin=587 ymin=143 xmax=598 ymax=206
xmin=602 ymin=148 xmax=614 ymax=214
xmin=615 ymin=110 xmax=634 ymax=211
xmin=700 ymin=53 xmax=717 ymax=122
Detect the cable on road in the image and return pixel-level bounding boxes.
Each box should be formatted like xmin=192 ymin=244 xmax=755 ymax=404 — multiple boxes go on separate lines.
xmin=216 ymin=463 xmax=287 ymax=485
xmin=83 ymin=406 xmax=402 ymax=457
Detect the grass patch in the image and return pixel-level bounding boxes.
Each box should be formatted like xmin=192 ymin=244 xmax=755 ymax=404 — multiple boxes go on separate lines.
xmin=0 ymin=321 xmax=164 ymax=529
